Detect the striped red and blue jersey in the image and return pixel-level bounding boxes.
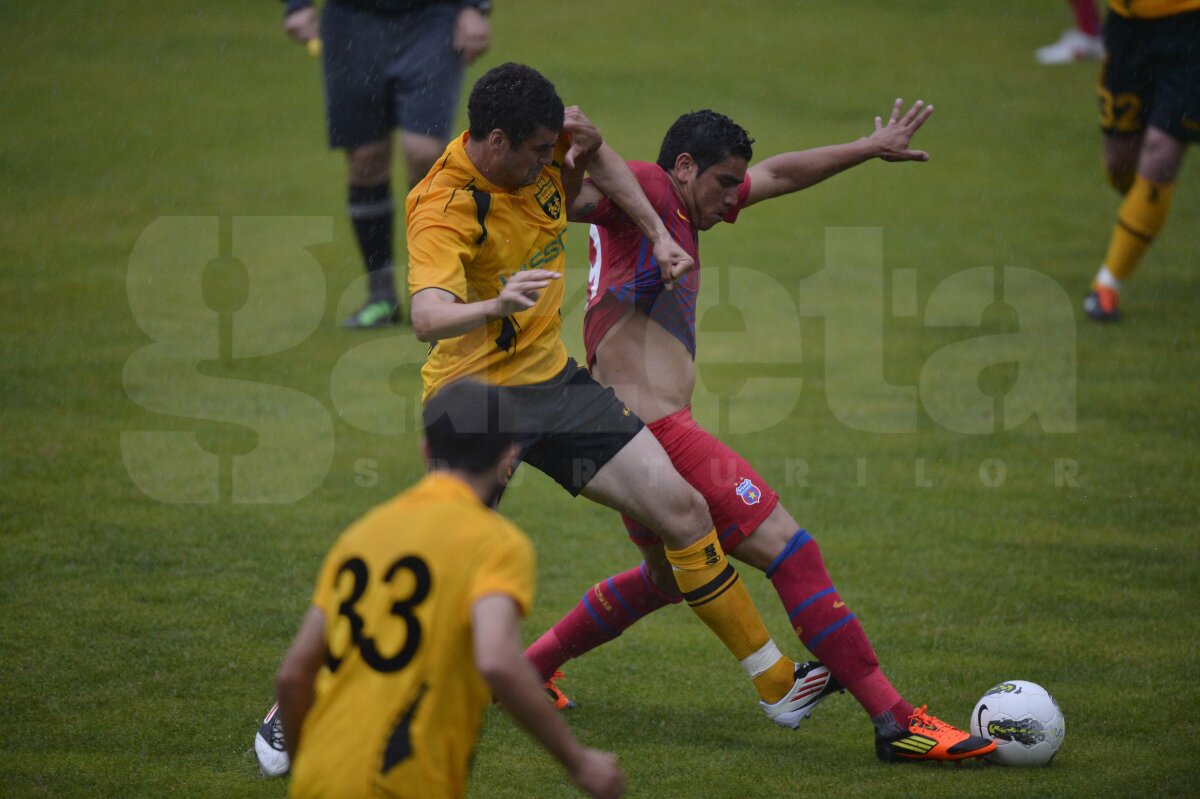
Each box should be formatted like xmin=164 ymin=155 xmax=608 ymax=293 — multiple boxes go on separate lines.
xmin=581 ymin=161 xmax=751 ymax=366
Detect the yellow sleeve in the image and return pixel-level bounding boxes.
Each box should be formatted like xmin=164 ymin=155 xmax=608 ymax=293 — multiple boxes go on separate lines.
xmin=468 ymin=520 xmax=536 ymax=618
xmin=407 ymin=206 xmax=476 ymax=302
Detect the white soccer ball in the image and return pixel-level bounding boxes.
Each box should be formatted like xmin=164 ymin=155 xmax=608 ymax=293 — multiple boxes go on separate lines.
xmin=970 ymin=680 xmax=1065 ymax=766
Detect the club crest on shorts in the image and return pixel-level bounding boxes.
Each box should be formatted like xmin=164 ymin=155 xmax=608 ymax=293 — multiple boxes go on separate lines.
xmin=534 ymin=176 xmax=562 ymax=219
xmin=735 ymin=478 xmax=761 ymax=506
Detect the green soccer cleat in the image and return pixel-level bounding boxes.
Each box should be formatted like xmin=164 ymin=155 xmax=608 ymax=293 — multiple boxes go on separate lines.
xmin=343 ymin=299 xmax=401 ymax=329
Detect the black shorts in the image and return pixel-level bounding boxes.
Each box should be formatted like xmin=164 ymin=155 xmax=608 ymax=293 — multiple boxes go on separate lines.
xmin=321 ymin=1 xmax=463 ymax=150
xmin=1098 ymin=9 xmax=1200 ymax=142
xmin=498 ymin=359 xmax=644 ymax=496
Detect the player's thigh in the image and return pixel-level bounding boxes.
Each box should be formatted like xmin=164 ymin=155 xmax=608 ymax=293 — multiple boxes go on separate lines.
xmin=651 ymin=408 xmax=779 ymax=555
xmin=580 ymin=427 xmax=712 ymax=549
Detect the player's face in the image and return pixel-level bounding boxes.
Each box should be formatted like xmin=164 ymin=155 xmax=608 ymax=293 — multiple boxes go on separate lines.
xmin=688 ymin=155 xmax=748 ymax=230
xmin=497 ymin=127 xmax=560 ymax=189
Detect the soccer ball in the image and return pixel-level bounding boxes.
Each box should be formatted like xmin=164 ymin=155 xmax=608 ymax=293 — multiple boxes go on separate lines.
xmin=970 ymin=680 xmax=1065 ymax=766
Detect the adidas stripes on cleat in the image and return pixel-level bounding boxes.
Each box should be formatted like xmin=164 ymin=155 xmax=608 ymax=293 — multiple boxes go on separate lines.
xmin=760 ymin=661 xmax=843 ymax=729
xmin=876 ymin=705 xmax=996 ymax=763
xmin=544 ymin=671 xmax=576 ymax=710
xmin=254 ymin=702 xmax=290 ymax=777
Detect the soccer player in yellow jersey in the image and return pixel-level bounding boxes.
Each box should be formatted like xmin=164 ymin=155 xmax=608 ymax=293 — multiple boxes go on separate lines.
xmin=254 ymin=62 xmax=825 ymax=780
xmin=1084 ymin=0 xmax=1200 ymax=321
xmin=407 ymin=62 xmax=832 ymax=730
xmin=274 ymin=380 xmax=624 ymax=799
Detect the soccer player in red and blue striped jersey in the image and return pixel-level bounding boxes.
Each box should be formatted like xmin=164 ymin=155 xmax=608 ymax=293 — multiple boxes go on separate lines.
xmin=527 ymin=101 xmax=996 ymax=762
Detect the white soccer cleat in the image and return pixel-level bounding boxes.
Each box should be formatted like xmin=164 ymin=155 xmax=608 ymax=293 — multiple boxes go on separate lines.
xmin=254 ymin=702 xmax=291 ymax=777
xmin=1036 ymin=29 xmax=1104 ymax=65
xmin=760 ymin=661 xmax=843 ymax=729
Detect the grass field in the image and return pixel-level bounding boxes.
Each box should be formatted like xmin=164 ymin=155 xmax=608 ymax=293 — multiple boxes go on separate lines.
xmin=2 ymin=1 xmax=1199 ymax=797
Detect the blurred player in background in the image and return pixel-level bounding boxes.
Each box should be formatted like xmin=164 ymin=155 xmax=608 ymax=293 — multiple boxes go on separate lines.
xmin=1084 ymin=0 xmax=1199 ymax=321
xmin=279 ymin=0 xmax=492 ymax=328
xmin=1036 ymin=0 xmax=1104 ymax=64
xmin=273 ymin=379 xmax=624 ymax=799
xmin=525 ymin=102 xmax=997 ymax=763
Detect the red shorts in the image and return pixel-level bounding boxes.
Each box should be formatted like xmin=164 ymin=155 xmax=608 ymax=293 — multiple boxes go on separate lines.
xmin=622 ymin=405 xmax=778 ymax=552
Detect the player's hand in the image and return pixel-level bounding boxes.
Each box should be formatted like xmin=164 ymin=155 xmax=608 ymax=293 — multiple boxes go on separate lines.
xmin=651 ymin=233 xmax=694 ymax=291
xmin=494 ymin=269 xmax=560 ymax=316
xmin=562 ymin=106 xmax=603 ymax=170
xmin=568 ymin=748 xmax=625 ymax=799
xmin=454 ymin=6 xmax=491 ymax=66
xmin=868 ymin=98 xmax=934 ymax=162
xmin=283 ymin=7 xmax=320 ymax=45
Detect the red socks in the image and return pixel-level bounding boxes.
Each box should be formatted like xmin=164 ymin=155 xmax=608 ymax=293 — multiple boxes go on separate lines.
xmin=766 ymin=530 xmax=911 ymax=720
xmin=525 ymin=563 xmax=681 ymax=681
xmin=1071 ymin=0 xmax=1101 ymax=36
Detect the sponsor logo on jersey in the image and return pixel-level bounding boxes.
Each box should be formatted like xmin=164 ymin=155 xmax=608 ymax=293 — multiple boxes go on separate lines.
xmin=535 ymin=176 xmax=562 ymax=219
xmin=735 ymin=478 xmax=762 ymax=506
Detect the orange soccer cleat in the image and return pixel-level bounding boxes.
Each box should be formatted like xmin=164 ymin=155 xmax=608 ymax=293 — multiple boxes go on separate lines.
xmin=876 ymin=705 xmax=997 ymax=763
xmin=543 ymin=671 xmax=576 ymax=710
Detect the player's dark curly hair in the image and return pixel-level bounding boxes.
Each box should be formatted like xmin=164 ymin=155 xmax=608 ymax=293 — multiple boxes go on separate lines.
xmin=423 ymin=379 xmax=516 ymax=475
xmin=468 ymin=63 xmax=565 ymax=146
xmin=656 ymin=110 xmax=754 ymax=174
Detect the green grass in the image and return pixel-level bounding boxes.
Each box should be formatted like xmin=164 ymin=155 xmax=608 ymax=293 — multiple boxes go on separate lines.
xmin=2 ymin=1 xmax=1198 ymax=797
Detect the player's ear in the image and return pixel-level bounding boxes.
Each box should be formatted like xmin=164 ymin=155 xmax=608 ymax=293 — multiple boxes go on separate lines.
xmin=673 ymin=152 xmax=697 ymax=182
xmin=486 ymin=128 xmax=508 ymax=152
xmin=498 ymin=443 xmax=520 ymax=484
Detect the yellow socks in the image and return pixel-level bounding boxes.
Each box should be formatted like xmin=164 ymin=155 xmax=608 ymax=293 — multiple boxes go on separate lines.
xmin=1102 ymin=175 xmax=1175 ymax=283
xmin=666 ymin=530 xmax=794 ymax=703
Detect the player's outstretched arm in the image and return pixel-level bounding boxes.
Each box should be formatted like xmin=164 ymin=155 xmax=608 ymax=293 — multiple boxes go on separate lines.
xmin=275 ymin=607 xmax=326 ymax=758
xmin=473 ymin=595 xmax=625 ymax=799
xmin=744 ymin=98 xmax=933 ymax=207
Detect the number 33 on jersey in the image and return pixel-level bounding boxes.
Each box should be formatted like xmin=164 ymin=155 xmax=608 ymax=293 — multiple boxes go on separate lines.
xmin=289 ymin=473 xmax=535 ymax=798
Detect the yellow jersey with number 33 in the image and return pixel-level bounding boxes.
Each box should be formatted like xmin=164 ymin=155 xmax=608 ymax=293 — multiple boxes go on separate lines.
xmin=288 ymin=473 xmax=535 ymax=799
xmin=1108 ymin=0 xmax=1200 ymax=18
xmin=407 ymin=132 xmax=571 ymax=403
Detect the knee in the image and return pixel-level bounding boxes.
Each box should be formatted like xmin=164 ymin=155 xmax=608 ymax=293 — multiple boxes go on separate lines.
xmin=1137 ymin=129 xmax=1186 ymax=184
xmin=643 ymin=559 xmax=681 ymax=599
xmin=348 ymin=141 xmax=391 ymax=185
xmin=656 ymin=484 xmax=712 ymax=548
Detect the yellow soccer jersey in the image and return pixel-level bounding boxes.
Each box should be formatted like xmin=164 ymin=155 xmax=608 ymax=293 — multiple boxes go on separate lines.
xmin=408 ymin=132 xmax=572 ymax=403
xmin=288 ymin=473 xmax=536 ymax=799
xmin=1108 ymin=0 xmax=1200 ymax=17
